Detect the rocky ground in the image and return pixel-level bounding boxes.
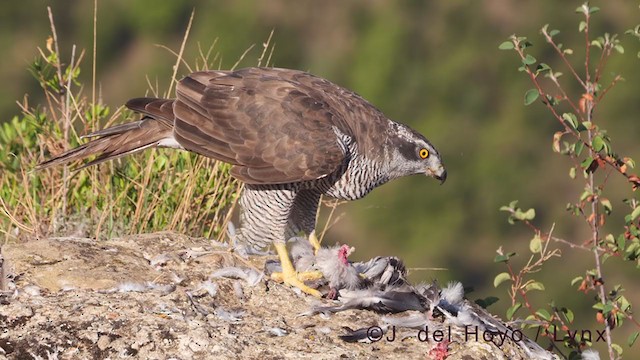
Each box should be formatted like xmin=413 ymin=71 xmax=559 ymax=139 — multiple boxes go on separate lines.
xmin=0 ymin=232 xmax=555 ymax=359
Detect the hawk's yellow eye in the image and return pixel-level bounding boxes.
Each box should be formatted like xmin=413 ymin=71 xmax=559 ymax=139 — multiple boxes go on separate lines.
xmin=419 ymin=148 xmax=429 ymax=159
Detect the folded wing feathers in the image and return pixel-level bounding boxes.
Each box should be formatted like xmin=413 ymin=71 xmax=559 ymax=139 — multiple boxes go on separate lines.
xmin=37 ymin=113 xmax=173 ymax=170
xmin=38 ymin=68 xmax=352 ymax=185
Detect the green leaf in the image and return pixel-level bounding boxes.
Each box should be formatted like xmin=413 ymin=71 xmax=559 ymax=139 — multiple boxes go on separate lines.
xmin=529 ymin=234 xmax=542 ymax=253
xmin=522 ymin=208 xmax=536 ymax=220
xmin=620 ymin=296 xmax=631 ymax=312
xmin=591 ymin=39 xmax=604 ymax=49
xmin=552 ymin=132 xmax=563 ymax=153
xmin=589 ymin=6 xmax=600 ymax=14
xmin=625 ymin=157 xmax=636 ymax=169
xmin=577 ymin=121 xmax=591 ymax=132
xmin=592 ymin=136 xmax=604 ymax=152
xmin=562 ymin=113 xmax=578 ymax=129
xmin=494 ymin=272 xmax=511 ymax=287
xmin=494 ymin=252 xmax=516 ymax=263
xmin=524 ymin=89 xmax=539 ymax=106
xmin=520 ymin=41 xmax=533 ymax=49
xmin=617 ymin=235 xmax=626 ymax=253
xmin=595 ymin=303 xmax=614 ymax=313
xmin=571 ymin=276 xmax=583 ymax=286
xmin=579 ymin=21 xmax=587 ymax=32
xmin=574 ymin=141 xmax=584 ymax=156
xmin=524 ymin=281 xmax=545 ymax=292
xmin=536 ymin=308 xmax=551 ymax=321
xmin=601 ymin=198 xmax=612 ymax=215
xmin=506 ymin=302 xmax=522 ymax=320
xmin=605 ymin=234 xmax=615 ymax=244
xmin=500 ymin=200 xmax=518 ymax=212
xmin=581 ymin=157 xmax=597 ymax=173
xmin=569 ymin=167 xmax=576 ymax=179
xmin=499 ymin=41 xmax=515 ymax=50
xmin=549 ymin=29 xmax=560 ymax=37
xmin=522 ymin=54 xmax=537 ymax=65
xmin=612 ymin=343 xmax=623 ymax=355
xmin=631 ymin=206 xmax=640 ymax=222
xmin=615 ymin=44 xmax=625 ymax=54
xmin=563 ymin=308 xmax=575 ymax=323
xmin=535 ymin=63 xmax=551 ymax=74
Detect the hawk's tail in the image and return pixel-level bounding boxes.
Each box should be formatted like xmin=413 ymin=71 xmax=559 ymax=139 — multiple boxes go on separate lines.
xmin=36 ymin=98 xmax=179 ymax=170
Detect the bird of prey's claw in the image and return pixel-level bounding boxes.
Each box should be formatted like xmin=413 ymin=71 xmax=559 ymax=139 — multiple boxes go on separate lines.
xmin=270 ymin=271 xmax=323 ymax=297
xmin=308 ymin=230 xmax=321 ymax=255
xmin=271 ymin=242 xmax=323 ymax=297
xmin=271 ymin=270 xmax=323 ymax=282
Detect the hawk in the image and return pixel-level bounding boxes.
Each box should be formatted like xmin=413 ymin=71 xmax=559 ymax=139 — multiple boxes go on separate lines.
xmin=38 ymin=67 xmax=446 ymax=297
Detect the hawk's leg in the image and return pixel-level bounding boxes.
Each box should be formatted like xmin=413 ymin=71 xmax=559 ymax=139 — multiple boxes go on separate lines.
xmin=239 ymin=185 xmax=322 ymax=296
xmin=286 ymin=189 xmax=323 ymax=254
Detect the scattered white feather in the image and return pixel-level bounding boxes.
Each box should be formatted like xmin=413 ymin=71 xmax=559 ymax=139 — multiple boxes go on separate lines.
xmin=441 ymin=282 xmax=464 ymax=305
xmin=291 ymin=286 xmax=302 ymax=296
xmin=182 ymin=248 xmax=213 ymax=259
xmin=267 ymin=327 xmax=288 ymax=337
xmin=21 ymin=285 xmax=41 ymax=297
xmin=116 ymin=282 xmax=148 ymax=293
xmin=381 ymin=313 xmax=430 ymax=329
xmin=318 ymin=312 xmax=331 ymax=320
xmin=233 ymin=281 xmax=244 ymax=299
xmin=113 ymin=282 xmax=175 ymax=295
xmin=197 ymin=280 xmax=218 ymax=297
xmin=214 ymin=308 xmax=244 ymax=322
xmin=148 ymin=283 xmax=176 ymax=295
xmin=581 ymin=349 xmax=600 ymax=360
xmin=169 ymin=272 xmax=185 ymax=285
xmin=148 ymin=253 xmax=172 ymax=267
xmin=315 ymin=327 xmax=332 ymax=335
xmin=210 ymin=267 xmax=263 ymax=286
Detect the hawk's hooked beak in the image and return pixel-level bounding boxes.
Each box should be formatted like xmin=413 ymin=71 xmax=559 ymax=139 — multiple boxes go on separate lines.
xmin=429 ymin=165 xmax=447 ymax=185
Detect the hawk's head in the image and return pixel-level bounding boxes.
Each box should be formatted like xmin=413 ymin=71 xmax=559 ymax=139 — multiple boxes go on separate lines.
xmin=388 ymin=123 xmax=446 ymax=184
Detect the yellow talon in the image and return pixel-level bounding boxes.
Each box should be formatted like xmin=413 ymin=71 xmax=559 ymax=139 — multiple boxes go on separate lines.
xmin=297 ymin=270 xmax=323 ymax=281
xmin=309 ymin=230 xmax=321 ymax=255
xmin=271 ymin=242 xmax=322 ymax=297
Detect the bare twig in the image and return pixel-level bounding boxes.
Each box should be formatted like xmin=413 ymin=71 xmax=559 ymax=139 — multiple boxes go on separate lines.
xmin=92 ymin=0 xmax=98 ymax=127
xmin=540 ymin=31 xmax=586 ymax=89
xmin=231 ymin=44 xmax=256 ymax=71
xmin=257 ymin=30 xmax=275 ymax=67
xmin=166 ymin=8 xmax=195 ymax=98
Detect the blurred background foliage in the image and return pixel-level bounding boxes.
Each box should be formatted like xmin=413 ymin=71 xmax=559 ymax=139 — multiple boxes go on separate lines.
xmin=1 ymin=0 xmax=639 ymax=347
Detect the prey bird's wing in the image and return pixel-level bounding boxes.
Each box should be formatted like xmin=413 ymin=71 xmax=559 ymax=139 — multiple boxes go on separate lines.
xmin=171 ymin=68 xmax=349 ymax=184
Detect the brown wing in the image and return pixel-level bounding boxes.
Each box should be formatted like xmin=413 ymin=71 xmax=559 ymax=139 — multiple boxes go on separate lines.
xmin=171 ymin=68 xmax=350 ymax=184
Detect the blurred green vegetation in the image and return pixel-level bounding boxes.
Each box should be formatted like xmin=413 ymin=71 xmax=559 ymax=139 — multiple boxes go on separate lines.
xmin=2 ymin=0 xmax=640 ymax=354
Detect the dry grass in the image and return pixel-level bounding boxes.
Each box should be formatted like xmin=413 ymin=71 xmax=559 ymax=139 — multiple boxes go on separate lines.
xmin=0 ymin=6 xmax=285 ymax=244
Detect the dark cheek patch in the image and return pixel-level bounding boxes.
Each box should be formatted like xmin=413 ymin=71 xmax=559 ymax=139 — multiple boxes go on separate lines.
xmin=395 ymin=139 xmax=418 ymax=161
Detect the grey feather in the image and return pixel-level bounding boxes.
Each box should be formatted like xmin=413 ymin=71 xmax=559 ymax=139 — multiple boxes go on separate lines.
xmin=210 ymin=267 xmax=263 ymax=286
